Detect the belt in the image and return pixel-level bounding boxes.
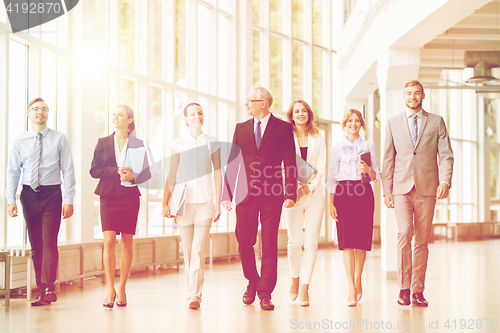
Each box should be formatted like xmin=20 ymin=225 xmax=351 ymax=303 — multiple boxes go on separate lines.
xmin=23 ymin=184 xmax=61 ymax=192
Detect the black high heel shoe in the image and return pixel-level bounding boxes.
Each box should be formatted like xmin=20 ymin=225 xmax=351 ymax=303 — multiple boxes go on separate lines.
xmin=116 ymin=291 xmax=127 ymax=307
xmin=103 ymin=290 xmax=116 ymax=309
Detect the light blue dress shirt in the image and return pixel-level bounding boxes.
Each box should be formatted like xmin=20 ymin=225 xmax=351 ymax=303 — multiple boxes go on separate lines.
xmin=6 ymin=127 xmax=76 ymax=205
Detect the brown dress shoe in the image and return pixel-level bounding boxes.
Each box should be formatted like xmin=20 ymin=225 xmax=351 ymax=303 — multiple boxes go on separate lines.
xmin=398 ymin=289 xmax=411 ymax=306
xmin=260 ymin=296 xmax=275 ymax=311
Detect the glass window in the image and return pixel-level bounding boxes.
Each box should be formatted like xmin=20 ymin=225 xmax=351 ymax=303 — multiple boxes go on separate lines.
xmin=292 ymin=41 xmax=304 ymax=99
xmin=292 ymin=0 xmax=304 ymax=40
xmin=270 ymin=35 xmax=283 ymax=111
xmin=0 ymin=3 xmax=6 ymax=22
xmin=462 ymin=142 xmax=474 ymax=204
xmin=218 ymin=0 xmax=229 ymax=12
xmin=95 ymin=73 xmax=107 ymax=141
xmin=175 ymin=0 xmax=186 ymax=85
xmin=312 ymin=0 xmax=324 ymax=45
xmin=197 ymin=4 xmax=210 ymax=94
xmin=148 ymin=0 xmax=163 ymax=79
xmin=270 ymin=0 xmax=283 ymax=32
xmin=253 ymin=0 xmax=261 ymax=25
xmin=198 ymin=97 xmax=210 ymax=134
xmin=41 ymin=16 xmax=57 ymax=45
xmin=41 ymin=53 xmax=57 ymax=127
xmin=119 ymin=0 xmax=136 ymax=72
xmin=253 ymin=30 xmax=261 ymax=86
xmin=7 ymin=39 xmax=28 ymax=247
xmin=95 ymin=0 xmax=107 ymax=63
xmin=218 ymin=15 xmax=230 ymax=99
xmin=491 ymin=148 xmax=499 ymax=199
xmin=218 ymin=102 xmax=229 ymax=143
xmin=174 ymin=91 xmax=188 ymax=139
xmin=117 ymin=79 xmax=136 ymax=132
xmin=148 ymin=202 xmax=166 ymax=235
xmin=313 ymin=47 xmax=324 ymax=118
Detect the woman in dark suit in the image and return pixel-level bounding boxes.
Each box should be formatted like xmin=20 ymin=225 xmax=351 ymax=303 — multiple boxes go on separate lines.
xmin=90 ymin=105 xmax=150 ymax=309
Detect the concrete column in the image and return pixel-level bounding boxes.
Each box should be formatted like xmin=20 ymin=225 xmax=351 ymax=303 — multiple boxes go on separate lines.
xmin=376 ymin=48 xmax=420 ymax=280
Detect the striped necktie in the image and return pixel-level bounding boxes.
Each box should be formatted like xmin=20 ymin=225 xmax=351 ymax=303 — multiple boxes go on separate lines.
xmin=30 ymin=132 xmax=43 ymax=190
xmin=409 ymin=114 xmax=418 ymax=148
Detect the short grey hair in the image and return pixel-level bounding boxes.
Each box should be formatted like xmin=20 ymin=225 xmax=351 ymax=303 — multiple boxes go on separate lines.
xmin=251 ymin=86 xmax=273 ymax=107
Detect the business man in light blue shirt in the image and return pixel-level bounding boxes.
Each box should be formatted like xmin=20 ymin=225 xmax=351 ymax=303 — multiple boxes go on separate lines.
xmin=6 ymin=97 xmax=76 ymax=306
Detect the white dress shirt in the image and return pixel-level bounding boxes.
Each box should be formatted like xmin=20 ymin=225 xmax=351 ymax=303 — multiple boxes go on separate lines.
xmin=171 ymin=132 xmax=221 ymax=204
xmin=325 ymin=136 xmax=381 ymax=193
xmin=6 ymin=127 xmax=76 ymax=205
xmin=253 ymin=112 xmax=272 ymax=138
xmin=114 ymin=136 xmax=128 ymax=167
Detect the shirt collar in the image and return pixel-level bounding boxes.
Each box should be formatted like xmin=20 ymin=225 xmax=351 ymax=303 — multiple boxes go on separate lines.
xmin=406 ymin=108 xmax=423 ymax=119
xmin=254 ymin=112 xmax=271 ymax=127
xmin=184 ymin=131 xmax=205 ymax=143
xmin=29 ymin=127 xmax=50 ymax=138
xmin=342 ymin=135 xmax=363 ymax=147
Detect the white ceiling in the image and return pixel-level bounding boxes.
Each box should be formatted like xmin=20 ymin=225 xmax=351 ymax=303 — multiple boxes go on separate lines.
xmin=420 ymin=0 xmax=500 ymax=86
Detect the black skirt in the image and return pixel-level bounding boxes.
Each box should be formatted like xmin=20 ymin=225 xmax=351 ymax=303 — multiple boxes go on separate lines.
xmin=100 ymin=194 xmax=140 ymax=235
xmin=334 ymin=180 xmax=374 ymax=251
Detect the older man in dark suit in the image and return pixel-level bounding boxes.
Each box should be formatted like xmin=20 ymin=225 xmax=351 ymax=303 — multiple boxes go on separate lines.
xmin=222 ymin=86 xmax=297 ymax=310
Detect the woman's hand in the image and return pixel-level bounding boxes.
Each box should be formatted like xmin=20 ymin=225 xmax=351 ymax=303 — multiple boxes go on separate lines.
xmin=357 ymin=160 xmax=371 ymax=174
xmin=118 ymin=166 xmax=134 ymax=182
xmin=298 ymin=182 xmax=310 ymax=195
xmin=329 ymin=204 xmax=338 ymax=221
xmin=213 ymin=203 xmax=221 ymax=223
xmin=162 ymin=204 xmax=171 ymax=218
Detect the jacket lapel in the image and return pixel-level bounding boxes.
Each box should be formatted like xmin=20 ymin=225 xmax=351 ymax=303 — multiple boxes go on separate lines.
xmin=258 ymin=113 xmax=275 ymax=151
xmin=307 ymin=134 xmax=317 ymax=163
xmin=243 ymin=119 xmax=258 ymax=153
xmin=108 ymin=133 xmax=118 ymax=167
xmin=414 ymin=110 xmax=428 ymax=149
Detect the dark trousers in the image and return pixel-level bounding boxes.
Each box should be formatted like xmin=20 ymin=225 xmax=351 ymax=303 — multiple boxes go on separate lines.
xmin=235 ymin=196 xmax=282 ymax=299
xmin=20 ymin=185 xmax=62 ymax=290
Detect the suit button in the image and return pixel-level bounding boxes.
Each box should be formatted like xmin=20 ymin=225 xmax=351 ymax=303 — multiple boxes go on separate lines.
xmin=414 ymin=152 xmax=416 ymax=155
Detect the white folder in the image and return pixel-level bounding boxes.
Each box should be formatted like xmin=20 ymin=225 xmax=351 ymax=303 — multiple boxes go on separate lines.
xmin=169 ymin=183 xmax=187 ymax=217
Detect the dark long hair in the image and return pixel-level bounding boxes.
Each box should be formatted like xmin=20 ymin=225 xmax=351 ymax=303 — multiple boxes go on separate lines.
xmin=117 ymin=105 xmax=136 ymax=137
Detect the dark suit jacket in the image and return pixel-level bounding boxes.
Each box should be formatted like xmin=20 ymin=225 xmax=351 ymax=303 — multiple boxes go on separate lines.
xmin=222 ymin=113 xmax=297 ymax=205
xmin=90 ymin=133 xmax=151 ymax=198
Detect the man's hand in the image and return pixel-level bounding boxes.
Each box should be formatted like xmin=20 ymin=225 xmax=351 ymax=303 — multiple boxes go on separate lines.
xmin=436 ymin=183 xmax=450 ymax=200
xmin=283 ymin=199 xmax=295 ymax=208
xmin=384 ymin=193 xmax=394 ymax=209
xmin=62 ymin=204 xmax=74 ymax=219
xmin=222 ymin=200 xmax=232 ymax=211
xmin=7 ymin=204 xmax=18 ymax=217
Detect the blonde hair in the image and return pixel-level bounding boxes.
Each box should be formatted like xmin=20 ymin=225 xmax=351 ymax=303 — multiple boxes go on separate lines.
xmin=285 ymin=100 xmax=318 ymax=136
xmin=342 ymin=109 xmax=366 ymax=130
xmin=404 ymin=80 xmax=424 ymax=93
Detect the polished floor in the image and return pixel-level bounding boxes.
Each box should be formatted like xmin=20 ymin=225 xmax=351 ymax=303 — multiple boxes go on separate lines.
xmin=2 ymin=239 xmax=500 ymax=333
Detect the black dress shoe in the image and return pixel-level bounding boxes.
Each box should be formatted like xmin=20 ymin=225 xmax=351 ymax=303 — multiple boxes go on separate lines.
xmin=242 ymin=283 xmax=257 ymax=305
xmin=260 ymin=296 xmax=275 ymax=311
xmin=398 ymin=289 xmax=411 ymax=306
xmin=31 ymin=292 xmax=50 ymax=306
xmin=412 ymin=292 xmax=429 ymax=307
xmin=43 ymin=288 xmax=57 ymax=303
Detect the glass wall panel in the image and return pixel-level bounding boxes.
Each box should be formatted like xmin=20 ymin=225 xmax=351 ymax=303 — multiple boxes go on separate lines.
xmin=7 ymin=39 xmax=28 ymax=247
xmin=491 ymin=149 xmax=498 ymax=199
xmin=41 ymin=53 xmax=57 ymax=127
xmin=253 ymin=0 xmax=261 ymax=25
xmin=41 ymin=15 xmax=57 ymax=45
xmin=148 ymin=0 xmax=163 ymax=79
xmin=253 ymin=30 xmax=261 ymax=86
xmin=175 ymin=0 xmax=186 ymax=85
xmin=292 ymin=42 xmax=304 ymax=99
xmin=461 ymin=142 xmax=473 ymax=204
xmin=218 ymin=0 xmax=229 ymax=12
xmin=95 ymin=73 xmax=107 ymax=141
xmin=175 ymin=91 xmax=188 ymax=139
xmin=312 ymin=0 xmax=324 ymax=45
xmin=313 ymin=47 xmax=324 ymax=118
xmin=119 ymin=0 xmax=136 ymax=72
xmin=197 ymin=4 xmax=210 ymax=94
xmin=292 ymin=0 xmax=303 ymax=39
xmin=270 ymin=0 xmax=283 ymax=32
xmin=218 ymin=15 xmax=230 ymax=99
xmin=270 ymin=35 xmax=283 ymax=111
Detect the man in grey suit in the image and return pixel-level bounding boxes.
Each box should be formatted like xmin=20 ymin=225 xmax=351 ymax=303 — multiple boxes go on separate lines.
xmin=382 ymin=80 xmax=454 ymax=307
